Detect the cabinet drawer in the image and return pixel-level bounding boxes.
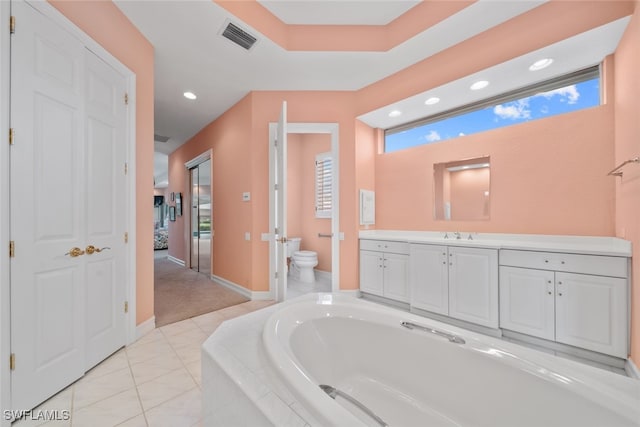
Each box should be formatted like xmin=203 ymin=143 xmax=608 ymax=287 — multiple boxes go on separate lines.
xmin=360 ymin=239 xmax=409 ymax=255
xmin=500 ymin=250 xmax=627 ymax=278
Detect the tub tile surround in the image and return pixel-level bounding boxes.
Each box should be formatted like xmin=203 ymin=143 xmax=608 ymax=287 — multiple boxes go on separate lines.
xmin=203 ymin=294 xmax=640 ymax=426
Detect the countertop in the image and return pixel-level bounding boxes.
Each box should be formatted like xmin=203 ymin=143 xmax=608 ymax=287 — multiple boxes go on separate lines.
xmin=359 ymin=230 xmax=632 ymax=257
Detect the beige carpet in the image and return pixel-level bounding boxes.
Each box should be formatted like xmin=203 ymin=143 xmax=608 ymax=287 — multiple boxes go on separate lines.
xmin=154 ymin=255 xmax=249 ymax=327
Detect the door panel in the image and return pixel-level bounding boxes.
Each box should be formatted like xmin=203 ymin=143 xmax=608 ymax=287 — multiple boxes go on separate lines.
xmin=10 ymin=0 xmax=128 ymax=409
xmin=84 ymin=51 xmax=126 ymax=371
xmin=275 ymin=102 xmax=288 ymax=301
xmin=409 ymin=244 xmax=448 ymax=315
xmin=10 ymin=0 xmax=86 ymax=409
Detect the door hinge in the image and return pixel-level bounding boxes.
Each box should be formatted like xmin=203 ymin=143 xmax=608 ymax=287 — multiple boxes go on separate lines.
xmin=9 ymin=128 xmax=14 ymax=145
xmin=274 ymin=227 xmax=279 ymax=235
xmin=124 ymin=93 xmax=129 ymax=105
xmin=124 ymin=162 xmax=128 ymax=175
xmin=9 ymin=353 xmax=15 ymax=370
xmin=274 ymin=184 xmax=279 ymax=191
xmin=274 ymin=272 xmax=278 ymax=279
xmin=9 ymin=241 xmax=14 ymax=258
xmin=124 ymin=301 xmax=129 ymax=313
xmin=124 ymin=232 xmax=128 ymax=243
xmin=10 ymin=16 xmax=15 ymax=34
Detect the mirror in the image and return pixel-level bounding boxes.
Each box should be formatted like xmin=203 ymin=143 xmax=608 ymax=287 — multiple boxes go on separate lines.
xmin=434 ymin=156 xmax=490 ymax=221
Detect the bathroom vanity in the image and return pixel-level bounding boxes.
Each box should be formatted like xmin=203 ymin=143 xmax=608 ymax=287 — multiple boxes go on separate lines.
xmin=359 ymin=231 xmax=632 ymax=359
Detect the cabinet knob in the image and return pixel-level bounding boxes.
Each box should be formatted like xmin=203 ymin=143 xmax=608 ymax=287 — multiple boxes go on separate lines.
xmin=547 ymin=280 xmax=552 ymax=284
xmin=442 ymin=261 xmax=446 ymax=265
xmin=442 ymin=252 xmax=446 ymax=256
xmin=561 ymin=261 xmax=565 ymax=265
xmin=548 ymin=291 xmax=552 ymax=295
xmin=544 ymin=259 xmax=549 ymax=263
xmin=558 ymin=281 xmax=562 ymax=285
xmin=558 ymin=292 xmax=563 ymax=296
xmin=449 ymin=262 xmax=453 ymax=266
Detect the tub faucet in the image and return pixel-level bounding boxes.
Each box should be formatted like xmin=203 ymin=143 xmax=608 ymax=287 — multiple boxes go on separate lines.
xmin=454 ymin=231 xmax=461 ymax=240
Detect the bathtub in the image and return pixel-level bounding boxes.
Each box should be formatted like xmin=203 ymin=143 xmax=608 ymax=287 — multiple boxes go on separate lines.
xmin=262 ymin=294 xmax=640 ymax=427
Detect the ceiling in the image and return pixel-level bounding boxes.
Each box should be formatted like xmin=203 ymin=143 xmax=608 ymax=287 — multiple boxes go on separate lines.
xmin=112 ymin=1 xmax=631 ymax=185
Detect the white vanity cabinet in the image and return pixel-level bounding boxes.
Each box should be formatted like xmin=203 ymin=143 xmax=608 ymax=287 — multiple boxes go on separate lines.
xmin=410 ymin=244 xmax=499 ymax=329
xmin=499 ymin=250 xmax=628 ymax=358
xmin=359 ymin=240 xmax=409 ymax=302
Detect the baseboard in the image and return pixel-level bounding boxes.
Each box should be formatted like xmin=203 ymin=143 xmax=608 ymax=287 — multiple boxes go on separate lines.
xmin=211 ymin=274 xmax=274 ymax=300
xmin=167 ymin=255 xmax=185 ymax=266
xmin=626 ymin=358 xmax=640 ymax=379
xmin=135 ymin=316 xmax=156 ymax=340
xmin=338 ymin=289 xmax=360 ymax=298
xmin=315 ymin=269 xmax=331 ymax=281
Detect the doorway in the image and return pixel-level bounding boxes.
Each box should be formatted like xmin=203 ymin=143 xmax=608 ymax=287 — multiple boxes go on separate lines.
xmin=269 ymin=103 xmax=340 ymax=301
xmin=188 ymin=157 xmax=212 ymax=275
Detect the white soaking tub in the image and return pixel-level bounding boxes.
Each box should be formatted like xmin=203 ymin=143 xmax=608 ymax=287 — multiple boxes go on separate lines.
xmin=262 ymin=294 xmax=640 ymax=427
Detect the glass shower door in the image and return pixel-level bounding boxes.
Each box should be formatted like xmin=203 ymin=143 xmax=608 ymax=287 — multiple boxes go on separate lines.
xmin=190 ymin=159 xmax=212 ymax=275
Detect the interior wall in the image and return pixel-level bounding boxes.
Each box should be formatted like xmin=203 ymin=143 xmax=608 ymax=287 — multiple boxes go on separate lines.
xmin=374 ymin=105 xmax=615 ymax=235
xmin=613 ymin=0 xmax=640 ymax=364
xmin=48 ymin=0 xmax=155 ymax=325
xmin=168 ymin=94 xmax=254 ymax=288
xmin=299 ymin=134 xmax=332 ymax=272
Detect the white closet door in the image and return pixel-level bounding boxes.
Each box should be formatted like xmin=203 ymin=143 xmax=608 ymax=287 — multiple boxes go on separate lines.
xmin=10 ymin=0 xmax=128 ymax=409
xmin=10 ymin=0 xmax=86 ymax=410
xmin=84 ymin=51 xmax=127 ymax=371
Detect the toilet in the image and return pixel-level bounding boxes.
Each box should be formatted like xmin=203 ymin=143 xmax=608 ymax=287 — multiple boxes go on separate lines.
xmin=286 ymin=237 xmax=318 ymax=283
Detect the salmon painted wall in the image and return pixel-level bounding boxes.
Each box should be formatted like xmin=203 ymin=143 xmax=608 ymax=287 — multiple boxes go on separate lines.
xmin=168 ymin=94 xmax=254 ymax=289
xmin=49 ymin=0 xmax=155 ymax=325
xmin=374 ymin=106 xmax=615 ymax=235
xmin=355 ymin=121 xmax=378 ymax=230
xmin=449 ymin=169 xmax=490 ymax=221
xmin=614 ymin=0 xmax=640 ymax=364
xmin=300 ymin=134 xmax=332 ymax=272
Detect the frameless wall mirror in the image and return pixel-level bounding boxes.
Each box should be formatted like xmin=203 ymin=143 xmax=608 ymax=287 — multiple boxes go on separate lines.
xmin=434 ymin=156 xmax=490 ymax=221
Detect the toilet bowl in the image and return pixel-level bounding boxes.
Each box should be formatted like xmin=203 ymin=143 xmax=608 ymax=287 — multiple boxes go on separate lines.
xmin=292 ymin=250 xmax=318 ymax=283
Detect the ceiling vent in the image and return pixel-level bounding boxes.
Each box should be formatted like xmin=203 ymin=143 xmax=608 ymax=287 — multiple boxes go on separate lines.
xmin=221 ymin=21 xmax=258 ymax=51
xmin=154 ymin=134 xmax=170 ymax=143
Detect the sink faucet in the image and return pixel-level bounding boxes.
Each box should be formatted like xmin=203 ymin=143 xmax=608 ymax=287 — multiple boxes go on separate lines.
xmin=454 ymin=231 xmax=461 ymax=240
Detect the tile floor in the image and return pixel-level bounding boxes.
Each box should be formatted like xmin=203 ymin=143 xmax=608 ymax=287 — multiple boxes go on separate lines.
xmin=14 ymin=300 xmax=275 ymax=427
xmin=286 ymin=274 xmax=331 ymax=299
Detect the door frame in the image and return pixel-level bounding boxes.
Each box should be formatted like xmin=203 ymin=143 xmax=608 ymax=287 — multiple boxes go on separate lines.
xmin=185 ymin=150 xmax=213 ymax=272
xmin=0 ymin=0 xmax=137 ymax=418
xmin=268 ymin=122 xmax=340 ymax=299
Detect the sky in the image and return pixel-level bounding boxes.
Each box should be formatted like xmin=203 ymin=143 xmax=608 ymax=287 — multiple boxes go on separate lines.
xmin=385 ymin=78 xmax=600 ymax=153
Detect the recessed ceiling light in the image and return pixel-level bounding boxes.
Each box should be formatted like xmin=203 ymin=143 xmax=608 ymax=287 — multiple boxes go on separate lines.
xmin=470 ymin=80 xmax=489 ymax=90
xmin=425 ymin=97 xmax=440 ymax=105
xmin=388 ymin=110 xmax=402 ymax=117
xmin=529 ymin=58 xmax=554 ymax=71
xmin=183 ymin=91 xmax=197 ymax=100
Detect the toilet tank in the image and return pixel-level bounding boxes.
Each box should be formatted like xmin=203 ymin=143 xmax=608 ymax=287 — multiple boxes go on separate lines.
xmin=287 ymin=237 xmax=301 ymax=257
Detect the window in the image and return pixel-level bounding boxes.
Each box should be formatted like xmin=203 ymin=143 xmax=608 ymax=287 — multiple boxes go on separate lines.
xmin=385 ymin=67 xmax=600 ymax=153
xmin=315 ymin=152 xmax=332 ymax=218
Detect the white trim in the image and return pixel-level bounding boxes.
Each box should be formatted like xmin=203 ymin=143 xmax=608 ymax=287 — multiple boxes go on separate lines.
xmin=0 ymin=0 xmax=12 ymax=422
xmin=212 ymin=274 xmax=274 ymax=300
xmin=626 ymin=358 xmax=640 ymax=380
xmin=168 ymin=255 xmax=185 ymax=267
xmin=339 ymin=290 xmax=361 ymax=298
xmin=185 ymin=149 xmax=212 ymax=170
xmin=135 ymin=316 xmax=156 ymax=341
xmin=315 ymin=269 xmax=332 ymax=281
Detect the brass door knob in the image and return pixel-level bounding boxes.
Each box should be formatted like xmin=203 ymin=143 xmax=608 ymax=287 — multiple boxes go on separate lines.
xmin=85 ymin=245 xmax=111 ymax=255
xmin=65 ymin=247 xmax=85 ymax=257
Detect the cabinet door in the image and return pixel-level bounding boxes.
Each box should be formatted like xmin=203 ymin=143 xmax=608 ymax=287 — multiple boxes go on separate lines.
xmin=555 ymin=272 xmax=627 ymax=358
xmin=383 ymin=253 xmax=410 ymax=302
xmin=499 ymin=267 xmax=555 ymax=340
xmin=449 ymin=247 xmax=499 ymax=328
xmin=359 ymin=250 xmax=383 ymax=296
xmin=409 ymin=244 xmax=448 ymax=315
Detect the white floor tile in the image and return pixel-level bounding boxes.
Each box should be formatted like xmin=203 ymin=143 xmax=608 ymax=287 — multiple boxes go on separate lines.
xmin=136 ymin=368 xmax=197 ymax=411
xmin=72 ymin=388 xmax=143 ymax=427
xmin=144 ymin=388 xmax=201 ymax=427
xmin=73 ymin=367 xmax=136 ymax=409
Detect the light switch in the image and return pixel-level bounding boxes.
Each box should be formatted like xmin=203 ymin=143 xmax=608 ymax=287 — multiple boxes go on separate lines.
xmin=245 ymin=232 xmax=251 ymax=241
xmin=242 ymin=192 xmax=251 ymax=201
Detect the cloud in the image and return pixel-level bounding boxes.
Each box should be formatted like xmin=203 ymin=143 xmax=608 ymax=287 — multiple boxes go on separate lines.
xmin=536 ymin=85 xmax=580 ymax=104
xmin=493 ymin=99 xmax=531 ymax=120
xmin=424 ymin=130 xmax=441 ymax=142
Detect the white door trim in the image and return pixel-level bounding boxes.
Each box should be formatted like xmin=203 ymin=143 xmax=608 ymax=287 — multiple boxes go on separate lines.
xmin=0 ymin=1 xmax=12 ymax=423
xmin=0 ymin=1 xmax=137 ymax=418
xmin=268 ymin=122 xmax=340 ymax=298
